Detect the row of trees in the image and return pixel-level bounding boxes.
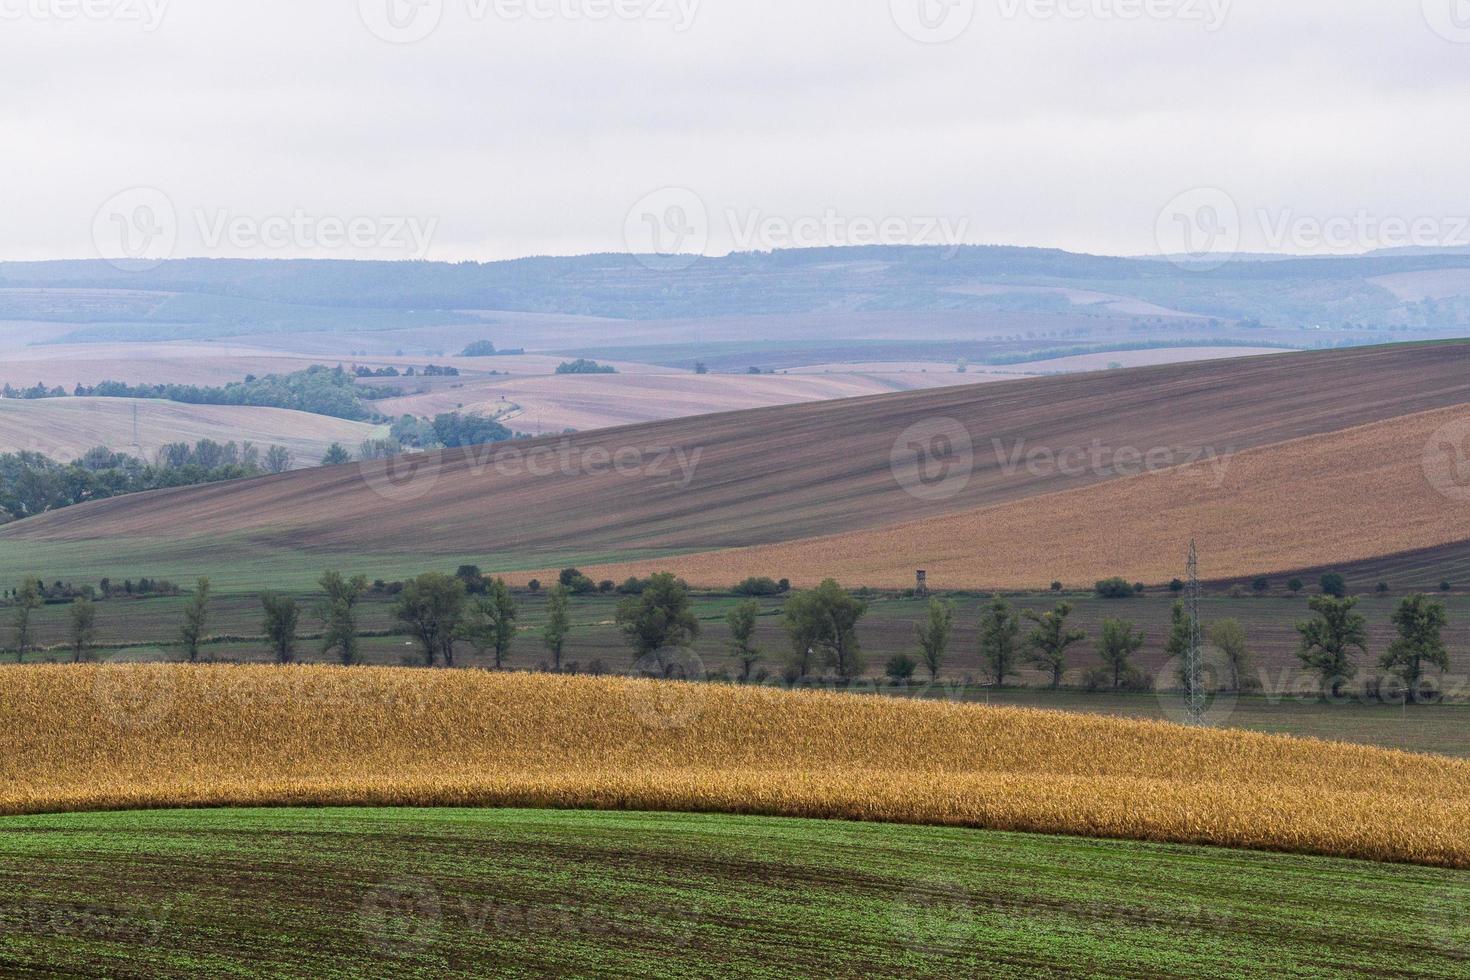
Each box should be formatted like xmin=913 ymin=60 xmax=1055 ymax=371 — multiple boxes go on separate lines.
xmin=1296 ymin=594 xmax=1450 ymax=703
xmin=6 ymin=572 xmax=1456 ymax=701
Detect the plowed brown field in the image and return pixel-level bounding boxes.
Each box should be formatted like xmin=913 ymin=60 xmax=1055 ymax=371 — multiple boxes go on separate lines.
xmin=559 ymin=404 xmax=1470 ymax=590
xmin=7 ymin=345 xmax=1470 ymax=580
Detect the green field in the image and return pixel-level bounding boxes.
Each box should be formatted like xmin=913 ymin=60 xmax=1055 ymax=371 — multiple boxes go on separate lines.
xmin=1 ymin=808 xmax=1465 ymax=978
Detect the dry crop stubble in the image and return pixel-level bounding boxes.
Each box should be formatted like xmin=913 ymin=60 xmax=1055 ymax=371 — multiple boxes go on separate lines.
xmin=3 ymin=665 xmax=1468 ymax=869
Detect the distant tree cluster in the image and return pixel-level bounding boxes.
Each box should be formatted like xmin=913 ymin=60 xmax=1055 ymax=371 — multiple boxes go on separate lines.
xmin=555 ymin=359 xmax=618 ymax=375
xmin=50 ymin=364 xmax=381 ymax=421
xmin=431 ymin=412 xmax=513 ymax=448
xmin=0 ymin=440 xmax=295 ymax=524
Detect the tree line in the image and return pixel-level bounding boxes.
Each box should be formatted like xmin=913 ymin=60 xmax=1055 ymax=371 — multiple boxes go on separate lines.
xmin=3 ymin=571 xmax=1457 ymax=703
xmin=3 ymin=365 xmax=385 ymax=421
xmin=0 ymin=442 xmax=295 ymax=525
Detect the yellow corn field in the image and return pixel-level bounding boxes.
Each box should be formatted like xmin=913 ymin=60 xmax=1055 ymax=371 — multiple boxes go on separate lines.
xmin=4 ymin=664 xmax=1468 ymax=868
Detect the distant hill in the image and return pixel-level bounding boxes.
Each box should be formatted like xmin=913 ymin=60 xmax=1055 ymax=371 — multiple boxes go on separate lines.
xmin=4 ymin=245 xmax=1470 ymax=335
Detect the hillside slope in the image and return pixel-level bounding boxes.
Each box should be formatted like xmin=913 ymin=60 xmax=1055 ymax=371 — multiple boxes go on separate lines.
xmin=565 ymin=405 xmax=1470 ymax=590
xmin=0 ymin=397 xmax=381 ymax=466
xmin=5 ymin=344 xmax=1470 ymax=581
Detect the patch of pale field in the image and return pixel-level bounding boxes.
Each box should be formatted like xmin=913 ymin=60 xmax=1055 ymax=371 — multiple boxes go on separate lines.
xmin=550 ymin=403 xmax=1470 ymax=591
xmin=0 ymin=397 xmax=382 ymax=466
xmin=5 ymin=666 xmax=1468 ymax=868
xmin=1369 ymin=269 xmax=1470 ymax=302
xmin=0 ymin=338 xmax=671 ymax=389
xmin=1001 ymin=347 xmax=1289 ymax=373
xmin=942 ymin=283 xmax=1207 ymax=319
xmin=786 ymin=360 xmax=1024 ymax=376
xmin=377 ymin=371 xmax=976 ymax=434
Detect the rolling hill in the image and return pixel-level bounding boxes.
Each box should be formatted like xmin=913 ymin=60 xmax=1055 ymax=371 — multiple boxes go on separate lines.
xmin=7 ymin=808 xmax=1463 ymax=978
xmin=5 ymin=343 xmax=1470 ymax=589
xmin=0 ymin=397 xmax=382 ymax=467
xmin=566 ymin=405 xmax=1470 ymax=591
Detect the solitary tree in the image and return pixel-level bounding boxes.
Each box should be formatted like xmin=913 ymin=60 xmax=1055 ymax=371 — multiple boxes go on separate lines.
xmin=260 ymin=592 xmax=300 ymax=665
xmin=463 ymin=578 xmax=518 ymax=670
xmin=263 ymin=445 xmax=293 ymax=473
xmin=1381 ymin=593 xmax=1449 ymax=704
xmin=1208 ymin=618 xmax=1253 ymax=692
xmin=1320 ymin=573 xmax=1348 ymax=598
xmin=394 ymin=572 xmax=467 ymax=667
xmin=318 ymin=570 xmax=369 ymax=666
xmin=978 ymin=597 xmax=1022 ymax=687
xmin=1096 ymin=617 xmax=1145 ymax=690
xmin=726 ymin=598 xmax=763 ymax=682
xmin=321 ymin=443 xmax=352 ymax=466
xmin=615 ymin=572 xmax=700 ymax=674
xmin=542 ymin=583 xmax=571 ymax=671
xmin=10 ymin=576 xmax=44 ymax=663
xmin=180 ymin=576 xmax=211 ymax=663
xmin=68 ymin=597 xmax=98 ymax=663
xmin=782 ymin=579 xmax=868 ymax=681
xmin=1163 ymin=601 xmax=1196 ymax=683
xmin=1024 ymin=602 xmax=1086 ymax=689
xmin=1295 ymin=595 xmax=1367 ymax=699
xmin=914 ymin=598 xmax=954 ymax=681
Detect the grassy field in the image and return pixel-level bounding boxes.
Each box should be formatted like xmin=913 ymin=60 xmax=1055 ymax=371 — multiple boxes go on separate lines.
xmin=10 ymin=344 xmax=1470 ymax=588
xmin=0 ymin=807 xmax=1465 ymax=978
xmin=572 ymin=404 xmax=1470 ymax=590
xmin=6 ymin=666 xmax=1468 ymax=866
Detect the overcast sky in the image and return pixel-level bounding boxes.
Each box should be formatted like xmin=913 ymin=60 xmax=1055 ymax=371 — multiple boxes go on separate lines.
xmin=3 ymin=0 xmax=1469 ymax=263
